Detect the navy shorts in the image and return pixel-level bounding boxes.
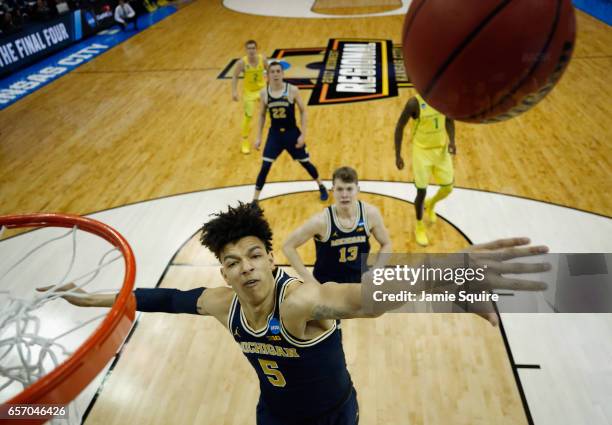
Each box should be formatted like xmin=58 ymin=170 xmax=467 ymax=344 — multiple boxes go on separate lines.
xmin=262 ymin=127 xmax=310 ymax=163
xmin=256 ymin=387 xmax=359 ymax=425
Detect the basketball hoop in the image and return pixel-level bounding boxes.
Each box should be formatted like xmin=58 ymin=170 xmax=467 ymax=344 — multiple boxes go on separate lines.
xmin=0 ymin=213 xmax=136 ymax=425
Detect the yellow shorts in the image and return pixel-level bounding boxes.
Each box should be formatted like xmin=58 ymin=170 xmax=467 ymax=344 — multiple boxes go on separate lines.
xmin=412 ymin=145 xmax=454 ymax=189
xmin=243 ymin=90 xmax=261 ymax=117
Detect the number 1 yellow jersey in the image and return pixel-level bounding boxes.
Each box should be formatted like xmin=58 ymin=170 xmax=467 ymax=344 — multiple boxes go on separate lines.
xmin=411 ymin=94 xmax=448 ymax=149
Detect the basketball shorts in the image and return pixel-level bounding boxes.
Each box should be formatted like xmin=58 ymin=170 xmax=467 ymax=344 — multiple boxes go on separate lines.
xmin=263 ymin=127 xmax=310 ymax=163
xmin=256 ymin=387 xmax=359 ymax=425
xmin=243 ymin=90 xmax=261 ymax=118
xmin=412 ymin=144 xmax=454 ymax=189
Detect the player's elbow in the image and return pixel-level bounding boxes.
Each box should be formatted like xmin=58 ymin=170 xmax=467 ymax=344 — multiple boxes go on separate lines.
xmin=282 ymin=240 xmax=296 ymax=256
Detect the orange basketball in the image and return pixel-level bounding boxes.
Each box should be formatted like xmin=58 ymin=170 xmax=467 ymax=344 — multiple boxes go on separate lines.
xmin=402 ymin=0 xmax=576 ymax=123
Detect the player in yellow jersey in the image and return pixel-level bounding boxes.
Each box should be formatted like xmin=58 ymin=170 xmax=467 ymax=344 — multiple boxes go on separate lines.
xmin=232 ymin=40 xmax=268 ymax=154
xmin=394 ymin=94 xmax=456 ymax=247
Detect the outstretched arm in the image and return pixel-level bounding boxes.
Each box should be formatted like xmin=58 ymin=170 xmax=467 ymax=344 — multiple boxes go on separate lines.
xmin=38 ymin=283 xmax=231 ymax=318
xmin=282 ymin=212 xmax=327 ymax=283
xmin=283 ymin=238 xmax=550 ymax=323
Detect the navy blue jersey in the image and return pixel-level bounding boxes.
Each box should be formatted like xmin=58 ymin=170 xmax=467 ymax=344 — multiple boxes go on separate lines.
xmin=313 ymin=201 xmax=371 ymax=284
xmin=267 ymin=83 xmax=297 ymax=130
xmin=228 ymin=268 xmax=353 ymax=421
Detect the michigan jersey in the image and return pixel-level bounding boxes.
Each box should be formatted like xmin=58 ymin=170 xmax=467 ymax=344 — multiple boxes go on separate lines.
xmin=267 ymin=83 xmax=297 ymax=130
xmin=412 ymin=94 xmax=448 ymax=149
xmin=243 ymin=54 xmax=265 ymax=92
xmin=313 ymin=201 xmax=371 ymax=284
xmin=228 ymin=268 xmax=352 ymax=421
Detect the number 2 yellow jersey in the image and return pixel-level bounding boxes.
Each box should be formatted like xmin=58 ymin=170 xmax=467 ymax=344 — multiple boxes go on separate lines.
xmin=242 ymin=54 xmax=266 ymax=93
xmin=411 ymin=94 xmax=448 ymax=149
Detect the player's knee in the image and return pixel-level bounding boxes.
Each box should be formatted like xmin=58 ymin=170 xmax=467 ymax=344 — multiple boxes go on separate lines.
xmin=300 ymin=160 xmax=319 ymax=179
xmin=415 ymin=188 xmax=427 ymax=201
xmin=440 ymin=184 xmax=453 ymax=195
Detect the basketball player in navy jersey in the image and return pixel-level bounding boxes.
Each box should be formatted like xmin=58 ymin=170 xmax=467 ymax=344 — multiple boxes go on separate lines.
xmin=253 ymin=61 xmax=328 ymax=202
xmin=49 ymin=203 xmax=550 ymax=425
xmin=283 ymin=166 xmax=392 ymax=285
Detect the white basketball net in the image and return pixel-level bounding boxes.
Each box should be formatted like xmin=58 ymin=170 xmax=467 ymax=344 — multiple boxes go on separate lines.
xmin=0 ymin=224 xmax=124 ymax=424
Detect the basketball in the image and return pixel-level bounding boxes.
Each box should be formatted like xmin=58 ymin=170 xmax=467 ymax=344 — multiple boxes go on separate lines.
xmin=402 ymin=0 xmax=577 ymax=123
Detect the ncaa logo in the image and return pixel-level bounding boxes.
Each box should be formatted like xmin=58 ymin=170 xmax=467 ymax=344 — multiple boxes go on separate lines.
xmin=269 ymin=318 xmax=281 ymax=335
xmin=85 ymin=11 xmax=96 ymax=28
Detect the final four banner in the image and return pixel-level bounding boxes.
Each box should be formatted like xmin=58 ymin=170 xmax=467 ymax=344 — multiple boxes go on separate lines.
xmin=308 ymin=39 xmax=398 ymax=106
xmin=0 ymin=14 xmax=76 ymax=78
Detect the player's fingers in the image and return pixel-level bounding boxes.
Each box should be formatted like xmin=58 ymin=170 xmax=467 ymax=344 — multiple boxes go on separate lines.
xmin=496 ymin=245 xmax=549 ymax=260
xmin=472 ymin=237 xmax=531 ymax=251
xmin=36 ymin=285 xmax=53 ymax=292
xmin=490 ymin=277 xmax=547 ymax=291
xmin=36 ymin=282 xmax=76 ymax=292
xmin=490 ymin=261 xmax=551 ymax=274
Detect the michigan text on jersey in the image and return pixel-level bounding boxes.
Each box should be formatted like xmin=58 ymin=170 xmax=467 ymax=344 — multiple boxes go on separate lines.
xmin=240 ymin=342 xmax=300 ymax=358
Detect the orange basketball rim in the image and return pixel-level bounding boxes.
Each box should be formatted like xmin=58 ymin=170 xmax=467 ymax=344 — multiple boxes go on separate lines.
xmin=0 ymin=213 xmax=137 ymax=425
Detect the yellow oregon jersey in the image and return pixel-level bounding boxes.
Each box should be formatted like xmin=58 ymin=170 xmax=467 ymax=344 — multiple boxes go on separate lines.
xmin=411 ymin=94 xmax=447 ymax=149
xmin=242 ymin=54 xmax=265 ymax=92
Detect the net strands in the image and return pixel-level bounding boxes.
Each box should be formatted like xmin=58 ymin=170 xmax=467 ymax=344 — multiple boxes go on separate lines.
xmin=0 ymin=214 xmax=136 ymax=424
xmin=0 ymin=226 xmax=118 ymax=395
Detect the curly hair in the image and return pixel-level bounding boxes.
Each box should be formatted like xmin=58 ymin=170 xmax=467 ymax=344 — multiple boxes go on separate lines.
xmin=200 ymin=202 xmax=273 ymax=260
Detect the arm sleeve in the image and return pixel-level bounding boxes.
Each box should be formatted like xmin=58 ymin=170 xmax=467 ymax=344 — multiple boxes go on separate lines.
xmin=134 ymin=287 xmax=206 ymax=314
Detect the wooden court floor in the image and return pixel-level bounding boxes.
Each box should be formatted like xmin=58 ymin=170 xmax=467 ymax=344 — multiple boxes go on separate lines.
xmin=0 ymin=1 xmax=610 ymax=218
xmin=0 ymin=1 xmax=610 ymax=424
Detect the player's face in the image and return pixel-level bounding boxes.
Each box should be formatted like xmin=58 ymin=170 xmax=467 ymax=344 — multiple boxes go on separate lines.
xmin=246 ymin=43 xmax=257 ymax=57
xmin=219 ymin=236 xmax=275 ymax=303
xmin=332 ymin=180 xmax=359 ymax=207
xmin=268 ymin=66 xmax=283 ymax=83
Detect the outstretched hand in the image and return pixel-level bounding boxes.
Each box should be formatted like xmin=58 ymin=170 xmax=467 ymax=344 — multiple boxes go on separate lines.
xmin=362 ymin=238 xmax=550 ymax=327
xmin=461 ymin=237 xmax=550 ymax=291
xmin=37 ymin=283 xmax=91 ymax=307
